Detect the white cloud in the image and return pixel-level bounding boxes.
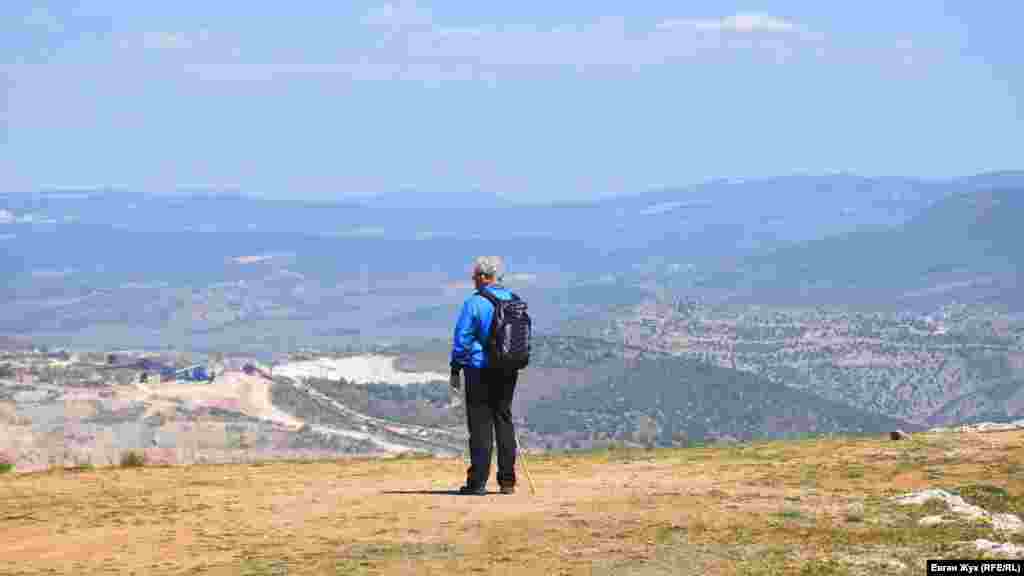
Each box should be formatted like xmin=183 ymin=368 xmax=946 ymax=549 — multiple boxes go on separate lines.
xmin=362 ymin=1 xmax=433 ymax=32
xmin=133 ymin=29 xmax=227 ymax=56
xmin=659 ymin=13 xmax=797 ymax=33
xmin=350 ymin=6 xmax=812 ymax=78
xmin=69 ymin=6 xmax=934 ymax=87
xmin=141 ymin=31 xmax=194 ymax=51
xmin=231 ymin=254 xmax=276 ymax=265
xmin=437 ymin=27 xmax=485 ymax=39
xmin=334 ymin=226 xmax=387 ymax=238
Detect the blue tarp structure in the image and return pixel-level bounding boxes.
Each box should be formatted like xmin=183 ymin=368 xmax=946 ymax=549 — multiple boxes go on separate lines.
xmin=176 ymin=365 xmax=211 ymax=381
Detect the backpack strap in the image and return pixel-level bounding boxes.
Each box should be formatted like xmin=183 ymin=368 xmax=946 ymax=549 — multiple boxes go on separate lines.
xmin=477 ymin=288 xmax=519 ymax=303
xmin=475 ymin=287 xmax=499 ymax=306
xmin=475 ymin=288 xmax=502 ymax=352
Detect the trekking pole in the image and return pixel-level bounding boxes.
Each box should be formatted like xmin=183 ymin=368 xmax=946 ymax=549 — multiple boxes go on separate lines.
xmin=514 ymin=428 xmax=537 ymax=496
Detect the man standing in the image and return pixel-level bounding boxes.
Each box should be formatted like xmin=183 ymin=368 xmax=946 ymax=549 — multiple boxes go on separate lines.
xmin=450 ymin=256 xmax=520 ymax=495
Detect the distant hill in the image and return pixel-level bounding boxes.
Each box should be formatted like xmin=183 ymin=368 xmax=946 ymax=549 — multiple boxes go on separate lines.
xmin=951 ymin=170 xmax=1024 ymax=190
xmin=3 ymin=172 xmax=1022 ymax=348
xmin=702 ymin=187 xmax=1024 ymax=309
xmin=8 ymin=171 xmax=1022 ymax=253
xmin=358 ymin=189 xmax=513 ymax=210
xmin=0 ymin=336 xmax=33 ymax=351
xmin=926 ymin=375 xmax=1024 ymax=428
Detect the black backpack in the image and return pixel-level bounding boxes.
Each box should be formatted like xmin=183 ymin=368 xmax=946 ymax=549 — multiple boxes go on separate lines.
xmin=476 ymin=287 xmax=531 ymax=370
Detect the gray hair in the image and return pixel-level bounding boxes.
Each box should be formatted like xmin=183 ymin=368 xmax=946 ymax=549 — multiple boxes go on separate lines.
xmin=472 ymin=256 xmax=505 ymax=281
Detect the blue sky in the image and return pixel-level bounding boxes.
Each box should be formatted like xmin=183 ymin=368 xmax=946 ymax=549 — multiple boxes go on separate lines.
xmin=2 ymin=1 xmax=1021 ymax=201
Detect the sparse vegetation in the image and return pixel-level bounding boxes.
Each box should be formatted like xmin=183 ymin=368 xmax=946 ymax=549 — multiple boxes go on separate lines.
xmin=62 ymin=463 xmax=95 ymax=473
xmin=333 ymin=542 xmax=459 ymax=574
xmin=239 ymin=558 xmax=289 ymax=576
xmin=840 ymin=462 xmax=866 ymax=479
xmin=119 ymin=449 xmax=147 ymax=468
xmin=391 ymin=450 xmax=435 ymax=461
xmin=776 ymin=508 xmax=804 ymax=521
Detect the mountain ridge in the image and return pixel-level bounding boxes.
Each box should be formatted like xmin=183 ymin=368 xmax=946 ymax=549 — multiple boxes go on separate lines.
xmin=702 ymin=186 xmax=1023 ymax=309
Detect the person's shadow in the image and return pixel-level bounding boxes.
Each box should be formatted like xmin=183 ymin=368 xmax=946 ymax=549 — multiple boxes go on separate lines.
xmin=380 ymin=489 xmax=485 ymax=496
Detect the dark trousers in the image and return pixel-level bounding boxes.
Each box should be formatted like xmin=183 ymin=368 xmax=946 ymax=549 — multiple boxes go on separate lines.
xmin=463 ymin=366 xmax=518 ymax=488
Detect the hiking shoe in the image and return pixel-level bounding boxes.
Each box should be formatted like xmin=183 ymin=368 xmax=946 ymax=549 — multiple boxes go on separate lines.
xmin=458 ymin=485 xmax=487 ymax=496
xmin=499 ymin=485 xmax=516 ymax=495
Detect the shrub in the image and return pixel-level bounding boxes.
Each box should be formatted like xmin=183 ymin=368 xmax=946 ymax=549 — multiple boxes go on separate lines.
xmin=65 ymin=463 xmax=94 ymax=473
xmin=0 ymin=449 xmax=14 ymax=474
xmin=957 ymin=484 xmax=1021 ymax=516
xmin=120 ymin=449 xmax=147 ymax=468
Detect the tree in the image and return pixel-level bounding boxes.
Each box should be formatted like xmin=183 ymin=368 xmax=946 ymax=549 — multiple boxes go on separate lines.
xmin=634 ymin=414 xmax=659 ymax=448
xmin=671 ymin=429 xmax=689 ymax=447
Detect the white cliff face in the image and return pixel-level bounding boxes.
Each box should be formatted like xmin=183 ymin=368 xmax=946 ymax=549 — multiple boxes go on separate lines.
xmin=273 ymin=355 xmax=448 ymax=386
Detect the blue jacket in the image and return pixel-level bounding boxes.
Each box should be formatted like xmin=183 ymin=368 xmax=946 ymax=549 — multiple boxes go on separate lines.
xmin=450 ymin=284 xmax=514 ymax=369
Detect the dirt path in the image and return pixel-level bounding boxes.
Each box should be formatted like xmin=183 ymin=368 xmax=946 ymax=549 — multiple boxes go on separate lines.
xmin=2 ymin=430 xmax=1022 ymax=575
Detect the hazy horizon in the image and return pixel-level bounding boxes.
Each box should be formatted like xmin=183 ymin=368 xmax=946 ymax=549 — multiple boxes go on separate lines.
xmin=3 ymin=2 xmax=1022 ymax=203
xmin=6 ymin=169 xmax=1024 ymax=207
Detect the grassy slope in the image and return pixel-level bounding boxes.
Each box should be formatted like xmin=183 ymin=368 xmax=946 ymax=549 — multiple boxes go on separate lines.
xmin=2 ymin=430 xmax=1023 ymax=575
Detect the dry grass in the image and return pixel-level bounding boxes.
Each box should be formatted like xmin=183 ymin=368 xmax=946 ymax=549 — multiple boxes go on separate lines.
xmin=1 ymin=430 xmax=1023 ymax=575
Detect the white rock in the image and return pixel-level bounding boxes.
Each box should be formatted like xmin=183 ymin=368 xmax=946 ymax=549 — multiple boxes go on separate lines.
xmin=893 ymin=489 xmax=987 ymax=520
xmin=12 ymin=390 xmax=49 ymax=403
xmin=929 ymin=419 xmax=1024 ymax=433
xmin=843 ymin=555 xmax=907 ymax=571
xmin=974 ymin=539 xmax=1024 ymax=556
xmin=974 ymin=420 xmax=1024 ymax=432
xmin=893 ymin=489 xmax=1024 ymax=532
xmin=992 ymin=513 xmax=1024 ymax=532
